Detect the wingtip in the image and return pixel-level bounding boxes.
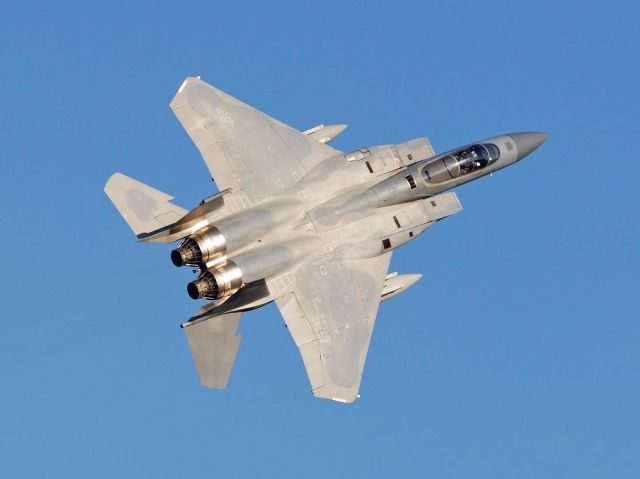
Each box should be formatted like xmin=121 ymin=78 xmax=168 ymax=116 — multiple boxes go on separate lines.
xmin=179 ymin=75 xmax=203 ymax=89
xmin=173 ymin=76 xmax=207 ymax=105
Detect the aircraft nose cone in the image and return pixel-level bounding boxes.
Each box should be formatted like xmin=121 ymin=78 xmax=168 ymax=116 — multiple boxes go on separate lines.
xmin=508 ymin=132 xmax=548 ymax=160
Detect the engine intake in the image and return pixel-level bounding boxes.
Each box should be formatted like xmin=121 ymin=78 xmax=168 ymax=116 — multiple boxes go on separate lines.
xmin=187 ymin=261 xmax=243 ymax=300
xmin=171 ymin=227 xmax=226 ymax=267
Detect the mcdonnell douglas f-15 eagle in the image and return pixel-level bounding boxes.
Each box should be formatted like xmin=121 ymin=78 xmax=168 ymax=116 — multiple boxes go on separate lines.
xmin=105 ymin=77 xmax=546 ymax=403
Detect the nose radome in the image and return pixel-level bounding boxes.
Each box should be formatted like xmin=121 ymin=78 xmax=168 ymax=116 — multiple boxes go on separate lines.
xmin=507 ymin=132 xmax=548 ymax=160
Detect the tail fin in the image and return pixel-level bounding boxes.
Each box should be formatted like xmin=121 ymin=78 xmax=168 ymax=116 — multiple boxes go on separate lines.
xmin=104 ymin=173 xmax=187 ymax=241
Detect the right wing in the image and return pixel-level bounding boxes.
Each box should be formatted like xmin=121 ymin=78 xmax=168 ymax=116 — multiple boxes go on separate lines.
xmin=170 ymin=77 xmax=341 ymax=198
xmin=276 ymin=252 xmax=392 ymax=403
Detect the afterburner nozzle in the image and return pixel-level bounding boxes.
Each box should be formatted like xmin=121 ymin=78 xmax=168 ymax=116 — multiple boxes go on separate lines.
xmin=171 ymin=228 xmax=226 ymax=267
xmin=171 ymin=238 xmax=203 ymax=267
xmin=171 ymin=249 xmax=185 ymax=267
xmin=186 ymin=281 xmax=200 ymax=299
xmin=186 ymin=261 xmax=243 ymax=300
xmin=187 ymin=271 xmax=219 ymax=300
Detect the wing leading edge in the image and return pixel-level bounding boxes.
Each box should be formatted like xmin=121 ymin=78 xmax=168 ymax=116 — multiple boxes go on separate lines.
xmin=276 ymin=252 xmax=392 ymax=403
xmin=170 ymin=77 xmax=341 ymax=198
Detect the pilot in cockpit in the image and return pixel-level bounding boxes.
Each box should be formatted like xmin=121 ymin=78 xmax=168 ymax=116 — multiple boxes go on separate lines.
xmin=460 ymin=149 xmax=482 ymax=173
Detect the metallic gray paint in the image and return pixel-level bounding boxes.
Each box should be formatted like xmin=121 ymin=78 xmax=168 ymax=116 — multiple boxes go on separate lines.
xmin=104 ymin=77 xmax=546 ymax=403
xmin=508 ymin=132 xmax=548 ymax=160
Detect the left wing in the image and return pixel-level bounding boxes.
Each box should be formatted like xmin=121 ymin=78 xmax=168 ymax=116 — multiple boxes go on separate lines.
xmin=170 ymin=77 xmax=341 ymax=198
xmin=276 ymin=252 xmax=392 ymax=403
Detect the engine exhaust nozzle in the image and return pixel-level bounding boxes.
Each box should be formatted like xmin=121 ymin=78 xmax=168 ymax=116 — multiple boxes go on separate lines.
xmin=187 ymin=271 xmax=219 ymax=300
xmin=186 ymin=261 xmax=243 ymax=300
xmin=171 ymin=227 xmax=226 ymax=267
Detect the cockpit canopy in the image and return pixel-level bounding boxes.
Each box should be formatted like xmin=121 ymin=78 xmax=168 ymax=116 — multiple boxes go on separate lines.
xmin=421 ymin=143 xmax=500 ymax=183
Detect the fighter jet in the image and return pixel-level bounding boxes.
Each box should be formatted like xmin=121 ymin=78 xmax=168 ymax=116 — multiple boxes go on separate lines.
xmin=104 ymin=77 xmax=546 ymax=403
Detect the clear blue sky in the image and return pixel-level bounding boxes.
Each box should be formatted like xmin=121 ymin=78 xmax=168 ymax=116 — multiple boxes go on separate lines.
xmin=1 ymin=1 xmax=638 ymax=477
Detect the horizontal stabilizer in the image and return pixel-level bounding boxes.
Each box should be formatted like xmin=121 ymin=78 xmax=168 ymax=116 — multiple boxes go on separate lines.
xmin=104 ymin=173 xmax=188 ymax=241
xmin=182 ymin=311 xmax=242 ymax=389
